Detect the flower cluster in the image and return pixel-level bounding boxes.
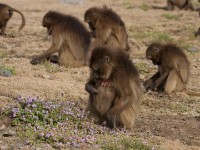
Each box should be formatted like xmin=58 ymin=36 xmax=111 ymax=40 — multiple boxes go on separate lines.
xmin=10 ymin=97 xmax=153 ymax=149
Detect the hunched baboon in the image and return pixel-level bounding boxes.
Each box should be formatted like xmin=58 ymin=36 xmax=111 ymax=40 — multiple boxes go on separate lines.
xmin=85 ymin=47 xmax=143 ymax=129
xmin=84 ymin=6 xmax=129 ymax=51
xmin=30 ymin=11 xmax=91 ymax=67
xmin=152 ymin=0 xmax=200 ymax=11
xmin=0 ymin=3 xmax=25 ymax=36
xmin=144 ymin=42 xmax=200 ymax=96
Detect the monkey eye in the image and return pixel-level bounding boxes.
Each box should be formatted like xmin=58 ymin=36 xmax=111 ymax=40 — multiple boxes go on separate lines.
xmin=154 ymin=48 xmax=159 ymax=52
xmin=105 ymin=56 xmax=110 ymax=63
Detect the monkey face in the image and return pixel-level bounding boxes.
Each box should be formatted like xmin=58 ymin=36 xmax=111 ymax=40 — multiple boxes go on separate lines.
xmin=88 ymin=22 xmax=95 ymax=31
xmin=146 ymin=46 xmax=160 ymax=65
xmin=42 ymin=17 xmax=54 ymax=35
xmin=84 ymin=8 xmax=100 ymax=30
xmin=42 ymin=17 xmax=51 ymax=28
xmin=91 ymin=56 xmax=113 ymax=80
xmin=0 ymin=9 xmax=12 ymax=22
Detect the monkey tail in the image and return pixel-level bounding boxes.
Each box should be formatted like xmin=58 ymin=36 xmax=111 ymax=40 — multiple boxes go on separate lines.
xmin=10 ymin=7 xmax=25 ymax=32
xmin=185 ymin=90 xmax=200 ymax=96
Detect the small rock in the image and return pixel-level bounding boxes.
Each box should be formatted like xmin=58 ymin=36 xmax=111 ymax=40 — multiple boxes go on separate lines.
xmin=42 ymin=74 xmax=51 ymax=79
xmin=15 ymin=143 xmax=25 ymax=149
xmin=60 ymin=0 xmax=84 ymax=4
xmin=0 ymin=68 xmax=12 ymax=77
xmin=1 ymin=116 xmax=12 ymax=127
xmin=188 ymin=46 xmax=200 ymax=53
xmin=2 ymin=129 xmax=16 ymax=137
xmin=0 ymin=124 xmax=5 ymax=130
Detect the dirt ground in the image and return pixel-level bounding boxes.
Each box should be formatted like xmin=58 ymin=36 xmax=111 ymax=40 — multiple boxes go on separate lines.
xmin=0 ymin=0 xmax=200 ymax=149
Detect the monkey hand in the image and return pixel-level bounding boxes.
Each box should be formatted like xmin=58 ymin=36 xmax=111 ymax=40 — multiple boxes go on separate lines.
xmin=150 ymin=82 xmax=158 ymax=91
xmin=143 ymin=80 xmax=152 ymax=91
xmin=106 ymin=111 xmax=117 ymax=128
xmin=85 ymin=83 xmax=99 ymax=94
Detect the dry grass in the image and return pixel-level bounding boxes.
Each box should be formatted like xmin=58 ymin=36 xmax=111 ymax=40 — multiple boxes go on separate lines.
xmin=0 ymin=0 xmax=200 ymax=149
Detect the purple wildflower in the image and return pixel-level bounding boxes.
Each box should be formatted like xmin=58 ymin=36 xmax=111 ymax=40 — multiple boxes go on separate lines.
xmin=26 ymin=98 xmax=33 ymax=104
xmin=12 ymin=108 xmax=20 ymax=113
xmin=32 ymin=104 xmax=37 ymax=108
xmin=12 ymin=108 xmax=20 ymax=117
xmin=17 ymin=97 xmax=23 ymax=102
xmin=50 ymin=132 xmax=54 ymax=137
xmin=45 ymin=133 xmax=51 ymax=138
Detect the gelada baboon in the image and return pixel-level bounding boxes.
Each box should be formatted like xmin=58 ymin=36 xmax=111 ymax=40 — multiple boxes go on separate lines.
xmin=84 ymin=6 xmax=129 ymax=51
xmin=0 ymin=3 xmax=25 ymax=36
xmin=144 ymin=42 xmax=200 ymax=96
xmin=152 ymin=0 xmax=200 ymax=11
xmin=85 ymin=47 xmax=143 ymax=129
xmin=30 ymin=11 xmax=91 ymax=67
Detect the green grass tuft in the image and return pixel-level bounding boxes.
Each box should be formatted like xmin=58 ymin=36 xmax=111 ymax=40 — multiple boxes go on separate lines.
xmin=140 ymin=3 xmax=150 ymax=11
xmin=134 ymin=31 xmax=174 ymax=42
xmin=0 ymin=51 xmax=8 ymax=59
xmin=162 ymin=13 xmax=183 ymax=20
xmin=101 ymin=138 xmax=152 ymax=150
xmin=43 ymin=61 xmax=64 ymax=73
xmin=0 ymin=64 xmax=16 ymax=75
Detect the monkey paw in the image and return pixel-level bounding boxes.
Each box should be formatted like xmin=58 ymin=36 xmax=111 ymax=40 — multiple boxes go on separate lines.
xmin=149 ymin=83 xmax=158 ymax=91
xmin=30 ymin=58 xmax=42 ymax=65
xmin=85 ymin=84 xmax=99 ymax=94
xmin=106 ymin=112 xmax=117 ymax=128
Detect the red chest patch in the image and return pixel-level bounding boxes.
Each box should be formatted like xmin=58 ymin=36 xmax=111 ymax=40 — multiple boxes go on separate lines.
xmin=100 ymin=80 xmax=113 ymax=87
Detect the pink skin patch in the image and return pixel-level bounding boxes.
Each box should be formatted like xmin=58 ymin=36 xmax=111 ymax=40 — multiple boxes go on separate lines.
xmin=101 ymin=80 xmax=112 ymax=87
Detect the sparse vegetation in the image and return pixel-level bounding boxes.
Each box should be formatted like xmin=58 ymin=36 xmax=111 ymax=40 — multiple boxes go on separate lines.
xmin=140 ymin=3 xmax=150 ymax=11
xmin=43 ymin=61 xmax=65 ymax=73
xmin=134 ymin=31 xmax=174 ymax=42
xmin=0 ymin=51 xmax=8 ymax=58
xmin=0 ymin=0 xmax=200 ymax=149
xmin=162 ymin=13 xmax=183 ymax=20
xmin=101 ymin=138 xmax=153 ymax=150
xmin=7 ymin=97 xmax=153 ymax=149
xmin=0 ymin=64 xmax=16 ymax=75
xmin=135 ymin=62 xmax=153 ymax=75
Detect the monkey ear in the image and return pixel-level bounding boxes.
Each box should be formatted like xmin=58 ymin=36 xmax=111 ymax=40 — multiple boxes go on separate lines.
xmin=105 ymin=56 xmax=110 ymax=63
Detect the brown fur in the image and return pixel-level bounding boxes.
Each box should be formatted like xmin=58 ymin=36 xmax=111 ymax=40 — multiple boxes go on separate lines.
xmin=152 ymin=0 xmax=200 ymax=11
xmin=84 ymin=6 xmax=129 ymax=51
xmin=195 ymin=27 xmax=200 ymax=37
xmin=144 ymin=42 xmax=200 ymax=96
xmin=30 ymin=11 xmax=91 ymax=67
xmin=0 ymin=3 xmax=25 ymax=36
xmin=85 ymin=47 xmax=142 ymax=129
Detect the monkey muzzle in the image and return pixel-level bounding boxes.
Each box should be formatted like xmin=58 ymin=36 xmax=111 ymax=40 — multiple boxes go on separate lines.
xmin=146 ymin=55 xmax=152 ymax=59
xmin=88 ymin=22 xmax=95 ymax=30
xmin=195 ymin=30 xmax=200 ymax=37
